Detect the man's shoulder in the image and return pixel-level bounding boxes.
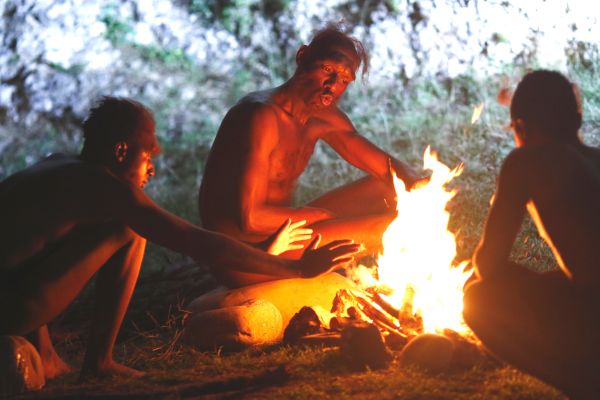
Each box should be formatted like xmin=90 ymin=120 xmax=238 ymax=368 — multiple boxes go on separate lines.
xmin=228 ymin=90 xmax=280 ymax=120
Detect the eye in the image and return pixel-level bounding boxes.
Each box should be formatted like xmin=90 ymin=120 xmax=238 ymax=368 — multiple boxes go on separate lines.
xmin=322 ymin=65 xmax=333 ymax=73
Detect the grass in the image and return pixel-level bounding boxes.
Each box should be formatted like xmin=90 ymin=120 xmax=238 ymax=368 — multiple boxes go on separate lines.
xmin=5 ymin=52 xmax=600 ymax=398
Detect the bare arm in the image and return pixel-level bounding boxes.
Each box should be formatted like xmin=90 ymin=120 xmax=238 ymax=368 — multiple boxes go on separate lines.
xmin=319 ymin=109 xmax=420 ymax=188
xmin=237 ymin=105 xmax=334 ymax=234
xmin=98 ymin=174 xmax=359 ymax=280
xmin=473 ymin=150 xmax=529 ymax=279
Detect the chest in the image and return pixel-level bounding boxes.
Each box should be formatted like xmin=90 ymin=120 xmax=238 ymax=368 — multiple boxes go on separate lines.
xmin=269 ymin=118 xmax=317 ymax=180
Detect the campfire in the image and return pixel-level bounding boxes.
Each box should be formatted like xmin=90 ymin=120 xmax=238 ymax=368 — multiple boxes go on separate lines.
xmin=348 ymin=146 xmax=471 ymax=336
xmin=285 ymin=147 xmax=484 ymax=370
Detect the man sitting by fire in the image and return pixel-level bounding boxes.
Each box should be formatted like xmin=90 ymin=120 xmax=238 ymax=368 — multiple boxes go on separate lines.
xmin=463 ymin=70 xmax=600 ymax=400
xmin=198 ymin=24 xmax=425 ymax=277
xmin=0 ymin=96 xmax=360 ymax=382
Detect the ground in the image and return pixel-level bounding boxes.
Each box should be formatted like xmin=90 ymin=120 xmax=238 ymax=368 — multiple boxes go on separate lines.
xmin=21 ymin=262 xmax=565 ymax=400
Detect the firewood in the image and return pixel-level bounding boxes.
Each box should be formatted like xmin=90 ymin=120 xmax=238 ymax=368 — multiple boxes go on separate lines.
xmin=296 ymin=332 xmax=342 ymax=347
xmin=368 ymin=292 xmax=400 ymax=319
xmin=349 ymin=290 xmax=401 ymax=331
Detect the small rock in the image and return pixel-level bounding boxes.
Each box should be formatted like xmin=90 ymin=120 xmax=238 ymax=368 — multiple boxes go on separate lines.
xmin=0 ymin=336 xmax=45 ymax=397
xmin=341 ymin=322 xmax=392 ymax=370
xmin=401 ymin=333 xmax=455 ymax=372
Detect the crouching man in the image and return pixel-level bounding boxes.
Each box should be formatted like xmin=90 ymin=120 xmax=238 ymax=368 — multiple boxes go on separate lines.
xmin=0 ymin=97 xmax=360 ymax=380
xmin=463 ymin=70 xmax=600 ymax=399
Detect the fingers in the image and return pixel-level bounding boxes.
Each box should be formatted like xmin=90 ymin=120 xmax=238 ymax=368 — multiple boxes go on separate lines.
xmin=288 ymin=219 xmax=307 ymax=229
xmin=319 ymin=239 xmax=355 ymax=250
xmin=327 ymin=243 xmax=361 ymax=259
xmin=307 ymin=234 xmax=321 ymax=250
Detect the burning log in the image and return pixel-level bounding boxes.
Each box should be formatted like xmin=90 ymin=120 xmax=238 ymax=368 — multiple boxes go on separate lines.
xmin=349 ymin=290 xmax=402 ymax=334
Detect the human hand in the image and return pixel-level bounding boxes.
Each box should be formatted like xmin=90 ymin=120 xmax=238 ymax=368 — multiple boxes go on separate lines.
xmin=296 ymin=235 xmax=362 ymax=278
xmin=265 ymin=218 xmax=313 ymax=256
xmin=388 ymin=158 xmax=429 ymax=191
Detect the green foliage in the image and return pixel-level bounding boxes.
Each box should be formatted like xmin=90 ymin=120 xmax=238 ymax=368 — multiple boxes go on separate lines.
xmin=100 ymin=4 xmax=134 ymax=45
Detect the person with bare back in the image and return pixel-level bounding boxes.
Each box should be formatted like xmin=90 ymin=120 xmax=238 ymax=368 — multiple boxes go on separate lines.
xmin=0 ymin=97 xmax=360 ymax=381
xmin=463 ymin=70 xmax=600 ymax=399
xmin=199 ymin=24 xmax=423 ymax=275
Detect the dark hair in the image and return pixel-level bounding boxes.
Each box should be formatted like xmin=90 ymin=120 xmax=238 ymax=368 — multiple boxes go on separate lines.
xmin=81 ymin=96 xmax=158 ymax=158
xmin=300 ymin=22 xmax=369 ymax=78
xmin=511 ymin=70 xmax=582 ymax=141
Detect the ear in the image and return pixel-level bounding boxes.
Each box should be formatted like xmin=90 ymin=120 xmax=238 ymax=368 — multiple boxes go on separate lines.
xmin=512 ymin=118 xmax=527 ymax=145
xmin=114 ymin=141 xmax=128 ymax=163
xmin=296 ymin=45 xmax=308 ymax=66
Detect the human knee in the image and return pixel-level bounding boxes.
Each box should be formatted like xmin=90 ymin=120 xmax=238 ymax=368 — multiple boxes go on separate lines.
xmin=107 ymin=224 xmax=144 ymax=247
xmin=462 ymin=281 xmax=490 ymax=330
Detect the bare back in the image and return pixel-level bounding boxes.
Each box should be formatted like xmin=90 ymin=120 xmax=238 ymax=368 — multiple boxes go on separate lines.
xmin=523 ymin=144 xmax=600 ymax=285
xmin=0 ymin=155 xmax=124 ymax=272
xmin=477 ymin=143 xmax=600 ymax=287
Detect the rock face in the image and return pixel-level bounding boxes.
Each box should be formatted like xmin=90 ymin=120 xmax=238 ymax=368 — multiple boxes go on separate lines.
xmin=0 ymin=336 xmax=45 ymax=396
xmin=182 ymin=299 xmax=283 ymax=351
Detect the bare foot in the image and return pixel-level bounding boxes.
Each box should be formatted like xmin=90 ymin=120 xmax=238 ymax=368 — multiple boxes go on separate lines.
xmin=40 ymin=349 xmax=74 ymax=380
xmin=80 ymin=360 xmax=145 ymax=381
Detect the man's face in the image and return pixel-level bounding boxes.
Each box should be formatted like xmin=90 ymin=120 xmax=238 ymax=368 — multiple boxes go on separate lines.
xmin=123 ymin=149 xmax=155 ymax=189
xmin=297 ymin=45 xmax=358 ymax=110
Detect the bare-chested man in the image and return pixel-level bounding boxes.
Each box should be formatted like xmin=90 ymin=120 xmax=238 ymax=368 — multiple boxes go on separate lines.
xmin=463 ymin=70 xmax=600 ymax=399
xmin=0 ymin=97 xmax=359 ymax=380
xmin=199 ymin=25 xmax=422 ymax=267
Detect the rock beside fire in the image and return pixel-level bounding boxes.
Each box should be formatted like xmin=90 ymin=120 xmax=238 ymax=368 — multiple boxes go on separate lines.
xmin=284 ymin=306 xmax=327 ymax=343
xmin=340 ymin=322 xmax=392 ymax=370
xmin=182 ymin=299 xmax=282 ymax=351
xmin=400 ymin=333 xmax=455 ymax=372
xmin=0 ymin=336 xmax=45 ymax=396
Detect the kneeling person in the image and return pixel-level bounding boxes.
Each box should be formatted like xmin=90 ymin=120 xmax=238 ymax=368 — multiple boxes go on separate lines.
xmin=463 ymin=70 xmax=600 ymax=399
xmin=0 ymin=97 xmax=360 ymax=380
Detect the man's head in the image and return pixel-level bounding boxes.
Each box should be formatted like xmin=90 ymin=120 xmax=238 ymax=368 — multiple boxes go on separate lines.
xmin=293 ymin=24 xmax=369 ymax=110
xmin=81 ymin=96 xmax=160 ymax=188
xmin=510 ymin=70 xmax=582 ymax=146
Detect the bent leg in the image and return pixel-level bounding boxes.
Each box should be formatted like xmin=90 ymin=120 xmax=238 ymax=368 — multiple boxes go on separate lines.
xmin=0 ymin=223 xmax=145 ymax=379
xmin=307 ymin=176 xmax=395 ymax=218
xmin=463 ymin=267 xmax=600 ymax=399
xmin=82 ymin=232 xmax=146 ymax=378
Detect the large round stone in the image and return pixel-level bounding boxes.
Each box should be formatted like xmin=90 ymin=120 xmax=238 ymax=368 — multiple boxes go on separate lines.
xmin=186 ymin=272 xmax=356 ymax=336
xmin=182 ymin=299 xmax=283 ymax=351
xmin=401 ymin=333 xmax=455 ymax=372
xmin=0 ymin=336 xmax=45 ymax=396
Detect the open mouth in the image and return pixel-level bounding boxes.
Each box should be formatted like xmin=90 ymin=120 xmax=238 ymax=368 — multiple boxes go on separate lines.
xmin=320 ymin=93 xmax=333 ymax=106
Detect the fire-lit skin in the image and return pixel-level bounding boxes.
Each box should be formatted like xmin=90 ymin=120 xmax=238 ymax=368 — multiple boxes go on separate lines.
xmin=0 ymin=102 xmax=360 ymax=380
xmin=199 ymin=33 xmax=421 ymax=274
xmin=463 ymin=72 xmax=600 ymax=399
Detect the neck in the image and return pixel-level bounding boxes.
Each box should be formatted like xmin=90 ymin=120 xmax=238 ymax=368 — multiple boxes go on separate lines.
xmin=272 ymin=79 xmax=313 ymax=125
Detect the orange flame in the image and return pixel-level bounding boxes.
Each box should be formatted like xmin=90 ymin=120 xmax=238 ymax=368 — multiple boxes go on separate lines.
xmin=349 ymin=147 xmax=471 ymax=334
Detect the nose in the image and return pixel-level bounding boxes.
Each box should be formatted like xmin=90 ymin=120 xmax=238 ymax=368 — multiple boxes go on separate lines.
xmin=323 ymin=73 xmax=339 ymax=91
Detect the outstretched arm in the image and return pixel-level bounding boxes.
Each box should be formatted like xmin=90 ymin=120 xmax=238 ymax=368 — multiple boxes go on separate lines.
xmin=473 ymin=150 xmax=529 ymax=279
xmin=101 ymin=176 xmax=360 ymax=281
xmin=318 ymin=109 xmax=421 ymax=189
